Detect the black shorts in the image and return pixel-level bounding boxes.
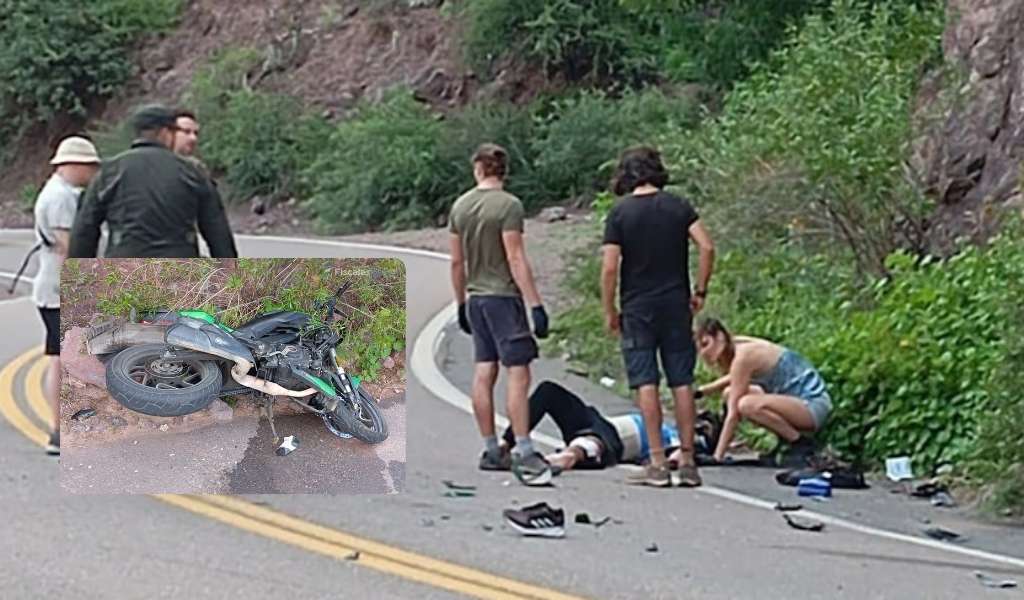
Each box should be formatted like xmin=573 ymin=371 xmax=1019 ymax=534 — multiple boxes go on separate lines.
xmin=467 ymin=295 xmax=538 ymax=367
xmin=38 ymin=307 xmax=60 ymax=356
xmin=620 ymin=306 xmax=696 ymax=389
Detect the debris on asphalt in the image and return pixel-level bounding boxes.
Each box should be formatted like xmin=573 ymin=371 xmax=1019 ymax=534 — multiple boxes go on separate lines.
xmin=910 ymin=480 xmax=947 ymax=498
xmin=442 ymin=490 xmax=476 ymax=498
xmin=774 ymin=502 xmax=803 ymax=512
xmin=482 ymin=524 xmax=494 ymax=532
xmin=783 ymin=514 xmax=825 ymax=532
xmin=574 ymin=513 xmax=612 ymax=527
xmin=158 ymin=424 xmax=169 ymax=432
xmin=71 ymin=408 xmax=96 ymax=421
xmin=442 ymin=480 xmax=477 ymax=491
xmin=344 ymin=551 xmax=360 ymax=561
xmin=973 ymin=571 xmax=1018 ymax=589
xmin=440 ymin=515 xmax=451 ymax=521
xmin=885 ymin=456 xmax=913 ymax=481
xmin=275 ymin=435 xmax=299 ymax=456
xmin=599 ymin=377 xmax=616 ymax=388
xmin=420 ymin=518 xmax=435 ymax=527
xmin=797 ymin=476 xmax=832 ymax=498
xmin=645 ymin=543 xmax=659 ymax=553
xmin=930 ymin=491 xmax=956 ymax=508
xmin=922 ymin=527 xmax=965 ymax=543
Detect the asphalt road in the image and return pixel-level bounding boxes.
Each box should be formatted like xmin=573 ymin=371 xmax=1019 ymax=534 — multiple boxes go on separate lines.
xmin=1 ymin=230 xmax=1022 ymax=600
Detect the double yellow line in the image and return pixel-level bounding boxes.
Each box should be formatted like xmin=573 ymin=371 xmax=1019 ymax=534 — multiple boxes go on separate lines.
xmin=0 ymin=348 xmax=584 ymax=600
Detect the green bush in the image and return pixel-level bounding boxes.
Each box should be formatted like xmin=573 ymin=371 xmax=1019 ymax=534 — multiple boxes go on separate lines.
xmin=457 ymin=0 xmax=664 ymax=86
xmin=665 ymin=0 xmax=945 ymax=274
xmin=185 ymin=48 xmax=330 ymax=203
xmin=0 ymin=0 xmax=181 ymax=132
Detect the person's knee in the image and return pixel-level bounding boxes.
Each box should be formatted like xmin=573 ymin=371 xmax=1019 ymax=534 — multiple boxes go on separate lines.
xmin=473 ymin=363 xmax=498 ymax=385
xmin=737 ymin=395 xmax=762 ymax=417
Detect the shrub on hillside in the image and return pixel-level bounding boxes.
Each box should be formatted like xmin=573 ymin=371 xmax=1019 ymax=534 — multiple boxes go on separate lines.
xmin=0 ymin=0 xmax=181 ymax=145
xmin=665 ymin=0 xmax=945 ymax=275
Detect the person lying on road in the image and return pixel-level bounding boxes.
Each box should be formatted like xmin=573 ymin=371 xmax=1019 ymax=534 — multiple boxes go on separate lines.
xmin=493 ymin=381 xmax=719 ymax=473
xmin=694 ymin=317 xmax=832 ymax=468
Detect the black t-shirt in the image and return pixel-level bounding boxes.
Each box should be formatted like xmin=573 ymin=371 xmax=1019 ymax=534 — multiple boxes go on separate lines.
xmin=602 ymin=191 xmax=699 ymax=313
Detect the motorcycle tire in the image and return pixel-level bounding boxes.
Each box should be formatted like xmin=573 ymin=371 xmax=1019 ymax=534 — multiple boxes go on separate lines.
xmin=106 ymin=344 xmax=223 ymax=417
xmin=324 ymin=386 xmax=388 ymax=444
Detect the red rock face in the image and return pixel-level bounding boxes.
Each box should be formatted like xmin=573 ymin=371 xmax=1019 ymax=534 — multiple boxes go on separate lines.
xmin=917 ymin=0 xmax=1024 ymax=251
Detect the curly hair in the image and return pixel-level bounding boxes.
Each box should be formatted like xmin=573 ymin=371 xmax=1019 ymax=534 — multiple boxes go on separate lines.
xmin=610 ymin=146 xmax=669 ymax=196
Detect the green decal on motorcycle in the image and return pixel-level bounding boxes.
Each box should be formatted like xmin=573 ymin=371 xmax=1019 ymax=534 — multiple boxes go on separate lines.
xmin=351 ymin=376 xmax=361 ymax=389
xmin=179 ymin=310 xmax=235 ymax=332
xmin=308 ymin=375 xmax=336 ymax=395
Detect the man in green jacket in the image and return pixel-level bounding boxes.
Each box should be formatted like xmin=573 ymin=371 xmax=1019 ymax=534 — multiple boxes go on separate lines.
xmin=68 ymin=105 xmax=237 ymax=258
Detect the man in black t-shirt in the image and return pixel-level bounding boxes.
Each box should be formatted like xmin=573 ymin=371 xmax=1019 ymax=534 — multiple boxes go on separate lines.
xmin=601 ymin=146 xmax=715 ymax=488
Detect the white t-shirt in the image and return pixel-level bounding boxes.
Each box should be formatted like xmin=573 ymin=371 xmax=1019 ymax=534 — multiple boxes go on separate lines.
xmin=32 ymin=174 xmax=81 ymax=308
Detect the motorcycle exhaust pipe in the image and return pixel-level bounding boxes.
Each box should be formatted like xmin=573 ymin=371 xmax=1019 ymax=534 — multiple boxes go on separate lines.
xmin=229 ymin=360 xmax=317 ymax=398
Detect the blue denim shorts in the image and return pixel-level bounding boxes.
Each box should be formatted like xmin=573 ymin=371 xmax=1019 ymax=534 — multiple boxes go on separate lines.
xmin=756 ymin=350 xmax=832 ymax=430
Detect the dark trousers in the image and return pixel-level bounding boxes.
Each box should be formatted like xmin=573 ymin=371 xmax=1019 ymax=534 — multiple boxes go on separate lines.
xmin=501 ymin=381 xmax=623 ymax=468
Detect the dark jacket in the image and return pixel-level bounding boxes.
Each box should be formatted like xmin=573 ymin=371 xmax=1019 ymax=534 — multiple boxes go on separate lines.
xmin=68 ymin=140 xmax=237 ymax=258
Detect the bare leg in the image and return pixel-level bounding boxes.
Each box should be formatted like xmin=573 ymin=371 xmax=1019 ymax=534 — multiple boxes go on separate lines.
xmin=635 ymin=384 xmax=665 ymax=467
xmin=47 ymin=356 xmax=61 ymax=433
xmin=737 ymin=394 xmax=817 ymax=442
xmin=669 ymin=385 xmax=696 ymax=467
xmin=471 ymin=362 xmax=499 ymax=437
xmin=505 ymin=365 xmax=531 ymax=439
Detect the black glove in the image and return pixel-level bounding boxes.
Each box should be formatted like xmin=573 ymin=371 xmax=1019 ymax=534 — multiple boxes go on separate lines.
xmin=531 ymin=305 xmax=549 ymax=339
xmin=457 ymin=303 xmax=472 ymax=335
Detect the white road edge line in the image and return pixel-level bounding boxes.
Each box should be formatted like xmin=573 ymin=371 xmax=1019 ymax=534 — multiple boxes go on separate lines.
xmin=3 ymin=229 xmax=1021 ymax=569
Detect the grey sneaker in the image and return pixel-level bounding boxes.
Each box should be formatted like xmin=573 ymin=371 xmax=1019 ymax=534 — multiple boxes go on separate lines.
xmin=479 ymin=448 xmax=512 ymax=471
xmin=625 ymin=463 xmax=671 ymax=487
xmin=676 ymin=463 xmax=703 ymax=487
xmin=511 ymin=451 xmax=553 ymax=486
xmin=45 ymin=431 xmax=60 ymax=456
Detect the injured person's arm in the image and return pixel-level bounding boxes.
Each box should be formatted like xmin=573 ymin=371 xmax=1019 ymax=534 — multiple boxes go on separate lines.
xmin=545 ymin=435 xmax=606 ymax=472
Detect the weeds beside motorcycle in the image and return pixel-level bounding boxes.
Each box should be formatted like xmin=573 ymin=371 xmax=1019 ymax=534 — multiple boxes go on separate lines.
xmin=85 ymin=282 xmax=388 ymax=455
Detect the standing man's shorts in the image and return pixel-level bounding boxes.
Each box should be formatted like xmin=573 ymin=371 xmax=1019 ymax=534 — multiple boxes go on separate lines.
xmin=467 ymin=295 xmax=538 ymax=367
xmin=38 ymin=307 xmax=60 ymax=356
xmin=620 ymin=306 xmax=696 ymax=389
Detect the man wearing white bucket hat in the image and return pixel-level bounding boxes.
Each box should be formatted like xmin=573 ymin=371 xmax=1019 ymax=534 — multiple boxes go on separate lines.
xmin=34 ymin=136 xmax=101 ymax=455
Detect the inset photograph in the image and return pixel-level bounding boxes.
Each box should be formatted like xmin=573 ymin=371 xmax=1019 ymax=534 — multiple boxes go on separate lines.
xmin=59 ymin=258 xmax=405 ymax=494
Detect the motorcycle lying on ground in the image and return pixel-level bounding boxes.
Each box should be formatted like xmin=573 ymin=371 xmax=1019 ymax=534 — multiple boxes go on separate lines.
xmin=87 ymin=283 xmax=388 ymax=452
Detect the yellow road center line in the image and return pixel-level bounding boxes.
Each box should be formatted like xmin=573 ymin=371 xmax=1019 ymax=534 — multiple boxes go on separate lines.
xmin=25 ymin=355 xmax=51 ymax=426
xmin=0 ymin=348 xmax=587 ymax=600
xmin=0 ymin=348 xmax=47 ymax=446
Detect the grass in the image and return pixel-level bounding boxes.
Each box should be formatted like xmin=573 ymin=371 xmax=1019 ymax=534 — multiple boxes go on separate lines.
xmin=61 ymin=258 xmax=405 ymax=381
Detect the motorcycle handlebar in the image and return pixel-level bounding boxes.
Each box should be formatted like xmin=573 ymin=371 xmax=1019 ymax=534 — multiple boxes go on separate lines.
xmin=324 ymin=281 xmax=353 ymax=324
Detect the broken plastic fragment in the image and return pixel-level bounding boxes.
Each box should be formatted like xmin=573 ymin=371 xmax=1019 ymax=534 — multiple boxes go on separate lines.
xmin=974 ymin=571 xmax=1017 ymax=589
xmin=783 ymin=514 xmax=824 ymax=532
xmin=599 ymin=377 xmax=616 ymax=388
xmin=442 ymin=490 xmax=475 ymax=498
xmin=774 ymin=502 xmax=803 ymax=512
xmin=645 ymin=542 xmax=659 ymax=553
xmin=276 ymin=435 xmax=299 ymax=456
xmin=922 ymin=527 xmax=964 ymax=543
xmin=72 ymin=408 xmax=96 ymax=421
xmin=442 ymin=480 xmax=477 ymax=491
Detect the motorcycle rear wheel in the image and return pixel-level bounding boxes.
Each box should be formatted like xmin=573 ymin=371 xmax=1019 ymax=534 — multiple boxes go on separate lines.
xmin=106 ymin=344 xmax=222 ymax=417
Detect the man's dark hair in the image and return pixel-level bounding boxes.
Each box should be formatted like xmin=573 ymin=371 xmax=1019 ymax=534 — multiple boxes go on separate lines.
xmin=611 ymin=146 xmax=669 ymax=196
xmin=173 ymin=108 xmax=198 ymax=121
xmin=472 ymin=143 xmax=508 ymax=179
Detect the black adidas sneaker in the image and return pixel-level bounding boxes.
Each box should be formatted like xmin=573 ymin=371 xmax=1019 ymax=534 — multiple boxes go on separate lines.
xmin=502 ymin=502 xmax=565 ymax=538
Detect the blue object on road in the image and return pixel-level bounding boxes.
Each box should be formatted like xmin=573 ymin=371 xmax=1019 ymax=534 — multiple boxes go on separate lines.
xmin=797 ymin=476 xmax=832 ymax=497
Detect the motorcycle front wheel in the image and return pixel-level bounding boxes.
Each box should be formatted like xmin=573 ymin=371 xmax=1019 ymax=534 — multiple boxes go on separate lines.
xmin=106 ymin=344 xmax=222 ymax=417
xmin=323 ymin=386 xmax=388 ymax=444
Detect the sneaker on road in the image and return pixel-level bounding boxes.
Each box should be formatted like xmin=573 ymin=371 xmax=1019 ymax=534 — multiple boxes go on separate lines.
xmin=479 ymin=448 xmax=512 ymax=471
xmin=503 ymin=502 xmax=565 ymax=538
xmin=676 ymin=463 xmax=702 ymax=487
xmin=45 ymin=431 xmax=60 ymax=456
xmin=625 ymin=463 xmax=671 ymax=487
xmin=511 ymin=451 xmax=553 ymax=486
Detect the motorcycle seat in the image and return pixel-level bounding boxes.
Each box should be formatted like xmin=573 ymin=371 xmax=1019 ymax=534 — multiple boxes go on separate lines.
xmin=233 ymin=311 xmax=310 ymax=340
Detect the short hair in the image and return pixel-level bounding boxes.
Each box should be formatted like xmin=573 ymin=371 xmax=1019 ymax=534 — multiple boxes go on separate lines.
xmin=471 ymin=143 xmax=508 ymax=178
xmin=173 ymin=108 xmax=198 ymax=122
xmin=611 ymin=146 xmax=670 ymax=196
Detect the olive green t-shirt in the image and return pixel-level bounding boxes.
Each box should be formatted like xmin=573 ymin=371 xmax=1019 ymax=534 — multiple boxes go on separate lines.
xmin=449 ymin=188 xmax=524 ymax=297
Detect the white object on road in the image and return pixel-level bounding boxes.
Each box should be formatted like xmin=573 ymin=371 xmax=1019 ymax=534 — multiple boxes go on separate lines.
xmin=599 ymin=377 xmax=615 ymax=388
xmin=885 ymin=456 xmax=913 ymax=481
xmin=276 ymin=435 xmax=299 ymax=456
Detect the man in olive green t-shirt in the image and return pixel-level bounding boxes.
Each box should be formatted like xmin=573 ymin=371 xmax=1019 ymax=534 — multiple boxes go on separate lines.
xmin=449 ymin=143 xmax=553 ymax=486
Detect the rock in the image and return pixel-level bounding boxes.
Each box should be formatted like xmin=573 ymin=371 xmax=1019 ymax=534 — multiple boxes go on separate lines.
xmin=539 ymin=206 xmax=567 ymax=223
xmin=250 ymin=197 xmax=267 ymax=215
xmin=159 ymin=424 xmax=169 ymax=432
xmin=382 ymin=356 xmax=396 ymax=370
xmin=60 ymin=328 xmax=107 ymax=388
xmin=207 ymin=399 xmax=233 ymax=422
xmin=914 ymin=0 xmax=1024 ymax=251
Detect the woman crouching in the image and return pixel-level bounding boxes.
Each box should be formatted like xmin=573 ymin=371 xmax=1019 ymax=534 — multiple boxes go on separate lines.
xmin=695 ymin=318 xmax=831 ymax=467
